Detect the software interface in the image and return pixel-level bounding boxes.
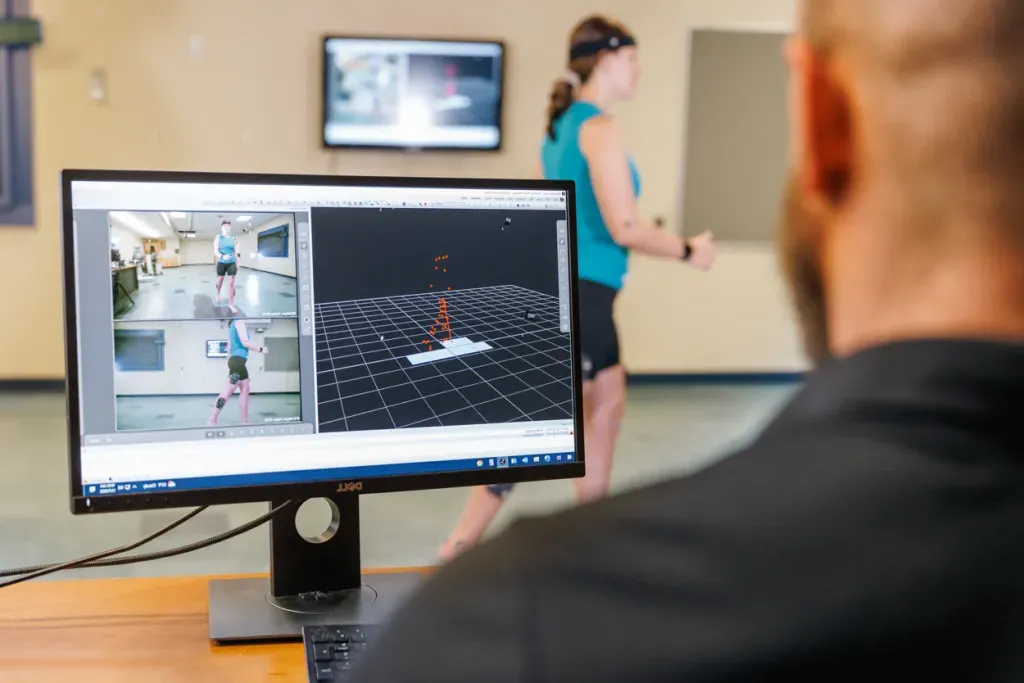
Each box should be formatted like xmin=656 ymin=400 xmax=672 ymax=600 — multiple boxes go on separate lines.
xmin=324 ymin=38 xmax=503 ymax=149
xmin=72 ymin=180 xmax=576 ymax=497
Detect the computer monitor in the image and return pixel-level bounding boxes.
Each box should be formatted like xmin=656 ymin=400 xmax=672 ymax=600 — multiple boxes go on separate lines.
xmin=61 ymin=170 xmax=583 ymax=642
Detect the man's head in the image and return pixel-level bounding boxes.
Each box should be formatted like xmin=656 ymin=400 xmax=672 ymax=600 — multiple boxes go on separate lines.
xmin=780 ymin=0 xmax=1024 ymax=363
xmin=221 ymin=221 xmax=232 ymax=236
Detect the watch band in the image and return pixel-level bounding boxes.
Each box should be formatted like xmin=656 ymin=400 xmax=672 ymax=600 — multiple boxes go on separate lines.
xmin=682 ymin=240 xmax=693 ymax=261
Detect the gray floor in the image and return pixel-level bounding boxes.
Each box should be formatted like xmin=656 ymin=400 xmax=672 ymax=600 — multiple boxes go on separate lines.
xmin=0 ymin=383 xmax=796 ymax=581
xmin=116 ymin=264 xmax=298 ymax=320
xmin=116 ymin=393 xmax=302 ymax=431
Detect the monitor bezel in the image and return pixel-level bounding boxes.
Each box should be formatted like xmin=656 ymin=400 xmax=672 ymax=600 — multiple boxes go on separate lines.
xmin=320 ymin=34 xmax=507 ymax=152
xmin=62 ymin=169 xmax=583 ymax=514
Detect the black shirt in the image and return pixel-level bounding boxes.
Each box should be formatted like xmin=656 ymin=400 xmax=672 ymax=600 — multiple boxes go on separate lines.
xmin=352 ymin=340 xmax=1024 ymax=682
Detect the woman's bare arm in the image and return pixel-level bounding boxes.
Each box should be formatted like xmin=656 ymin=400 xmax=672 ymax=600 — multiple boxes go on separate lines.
xmin=579 ymin=116 xmax=686 ymax=258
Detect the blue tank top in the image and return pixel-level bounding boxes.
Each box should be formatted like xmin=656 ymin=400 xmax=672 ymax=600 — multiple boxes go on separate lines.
xmin=541 ymin=100 xmax=641 ymax=291
xmin=228 ymin=319 xmax=248 ymax=360
xmin=218 ymin=235 xmax=236 ymax=264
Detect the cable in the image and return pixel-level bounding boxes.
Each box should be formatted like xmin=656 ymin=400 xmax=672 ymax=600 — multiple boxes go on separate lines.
xmin=0 ymin=500 xmax=295 ymax=586
xmin=0 ymin=505 xmax=207 ymax=589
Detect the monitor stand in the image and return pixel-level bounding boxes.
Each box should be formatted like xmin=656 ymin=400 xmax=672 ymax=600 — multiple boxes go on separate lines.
xmin=208 ymin=493 xmax=424 ymax=643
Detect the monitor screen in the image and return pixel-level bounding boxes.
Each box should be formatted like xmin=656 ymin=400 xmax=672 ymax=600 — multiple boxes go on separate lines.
xmin=65 ymin=173 xmax=579 ymax=508
xmin=322 ymin=36 xmax=504 ymax=150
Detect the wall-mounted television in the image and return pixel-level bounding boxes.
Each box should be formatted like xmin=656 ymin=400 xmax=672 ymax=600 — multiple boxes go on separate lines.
xmin=322 ymin=35 xmax=505 ymax=151
xmin=206 ymin=340 xmax=229 ymax=358
xmin=257 ymin=223 xmax=289 ymax=258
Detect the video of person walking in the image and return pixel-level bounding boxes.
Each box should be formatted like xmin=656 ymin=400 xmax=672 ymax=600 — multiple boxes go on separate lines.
xmin=109 ymin=210 xmax=300 ymax=321
xmin=113 ymin=318 xmax=301 ymax=431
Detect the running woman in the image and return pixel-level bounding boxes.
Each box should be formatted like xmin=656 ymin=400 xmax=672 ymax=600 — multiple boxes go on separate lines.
xmin=214 ymin=220 xmax=240 ymax=312
xmin=207 ymin=316 xmax=268 ymax=426
xmin=440 ymin=15 xmax=717 ymax=561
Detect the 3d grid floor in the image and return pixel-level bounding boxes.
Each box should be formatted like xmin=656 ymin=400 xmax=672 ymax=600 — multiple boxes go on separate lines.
xmin=313 ymin=285 xmax=573 ymax=432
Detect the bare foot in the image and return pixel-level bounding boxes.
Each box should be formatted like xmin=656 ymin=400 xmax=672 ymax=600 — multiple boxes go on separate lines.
xmin=229 ymin=304 xmax=238 ymax=314
xmin=206 ymin=419 xmax=217 ymax=426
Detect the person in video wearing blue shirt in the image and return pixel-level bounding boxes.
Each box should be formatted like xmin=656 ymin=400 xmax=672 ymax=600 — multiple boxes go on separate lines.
xmin=439 ymin=15 xmax=717 ymax=561
xmin=206 ymin=316 xmax=268 ymax=426
xmin=214 ymin=220 xmax=240 ymax=312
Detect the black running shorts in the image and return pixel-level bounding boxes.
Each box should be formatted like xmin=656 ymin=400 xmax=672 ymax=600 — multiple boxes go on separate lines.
xmin=576 ymin=278 xmax=620 ymax=381
xmin=228 ymin=354 xmax=249 ymax=383
xmin=487 ymin=278 xmax=620 ymax=499
xmin=217 ymin=261 xmax=238 ymax=277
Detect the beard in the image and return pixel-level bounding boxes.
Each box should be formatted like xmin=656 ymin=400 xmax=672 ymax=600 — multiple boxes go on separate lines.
xmin=778 ymin=172 xmax=832 ymax=365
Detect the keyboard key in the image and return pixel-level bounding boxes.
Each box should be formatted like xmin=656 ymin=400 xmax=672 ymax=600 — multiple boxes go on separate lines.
xmin=330 ymin=627 xmax=350 ymax=642
xmin=350 ymin=629 xmax=366 ymax=643
xmin=315 ymin=664 xmax=334 ymax=681
xmin=313 ymin=644 xmax=333 ymax=662
xmin=309 ymin=628 xmax=330 ymax=643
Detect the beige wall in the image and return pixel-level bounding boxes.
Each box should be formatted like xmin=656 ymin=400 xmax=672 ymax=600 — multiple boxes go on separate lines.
xmin=179 ymin=238 xmax=213 ymax=266
xmin=0 ymin=0 xmax=803 ymax=379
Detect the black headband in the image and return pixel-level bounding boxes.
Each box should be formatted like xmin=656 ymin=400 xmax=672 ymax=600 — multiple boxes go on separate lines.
xmin=569 ymin=33 xmax=636 ymax=61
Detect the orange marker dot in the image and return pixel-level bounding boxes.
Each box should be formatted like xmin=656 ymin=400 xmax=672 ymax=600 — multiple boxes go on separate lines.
xmin=428 ymin=345 xmax=433 ymax=351
xmin=447 ymin=286 xmax=452 ymax=290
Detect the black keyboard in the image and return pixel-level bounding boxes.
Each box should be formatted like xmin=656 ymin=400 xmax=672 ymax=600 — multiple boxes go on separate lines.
xmin=302 ymin=624 xmax=383 ymax=682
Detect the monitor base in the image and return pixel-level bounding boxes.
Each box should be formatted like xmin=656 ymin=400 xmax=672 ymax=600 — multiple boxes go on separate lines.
xmin=208 ymin=572 xmax=422 ymax=643
xmin=208 ymin=494 xmax=425 ymax=643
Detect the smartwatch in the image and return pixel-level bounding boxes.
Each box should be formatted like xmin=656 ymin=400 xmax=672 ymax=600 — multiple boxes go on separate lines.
xmin=682 ymin=240 xmax=693 ymax=261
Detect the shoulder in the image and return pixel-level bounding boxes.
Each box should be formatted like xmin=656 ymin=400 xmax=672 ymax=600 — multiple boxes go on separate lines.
xmin=578 ymin=113 xmax=622 ymax=157
xmin=475 ymin=430 xmax=940 ymax=586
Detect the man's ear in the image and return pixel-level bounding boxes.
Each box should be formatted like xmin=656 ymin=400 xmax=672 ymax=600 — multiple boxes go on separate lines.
xmin=786 ymin=37 xmax=854 ymax=210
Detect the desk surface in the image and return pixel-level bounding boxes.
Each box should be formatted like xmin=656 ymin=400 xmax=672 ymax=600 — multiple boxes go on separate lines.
xmin=0 ymin=568 xmax=428 ymax=683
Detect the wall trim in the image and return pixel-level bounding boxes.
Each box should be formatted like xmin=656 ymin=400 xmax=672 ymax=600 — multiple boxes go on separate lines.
xmin=0 ymin=379 xmax=64 ymax=392
xmin=628 ymin=372 xmax=804 ymax=385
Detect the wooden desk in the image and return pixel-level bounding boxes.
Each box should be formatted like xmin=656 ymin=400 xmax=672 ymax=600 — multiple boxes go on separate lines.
xmin=0 ymin=568 xmax=428 ymax=683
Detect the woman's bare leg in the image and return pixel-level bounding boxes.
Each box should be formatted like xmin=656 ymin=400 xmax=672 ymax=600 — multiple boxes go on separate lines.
xmin=438 ymin=486 xmax=506 ymax=561
xmin=573 ymin=365 xmax=626 ymax=503
xmin=206 ymin=380 xmax=238 ymax=426
xmin=437 ymin=375 xmax=613 ymax=561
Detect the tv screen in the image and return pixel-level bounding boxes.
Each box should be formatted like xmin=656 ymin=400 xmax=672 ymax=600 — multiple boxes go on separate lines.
xmin=257 ymin=223 xmax=289 ymax=258
xmin=322 ymin=36 xmax=505 ymax=151
xmin=206 ymin=340 xmax=229 ymax=358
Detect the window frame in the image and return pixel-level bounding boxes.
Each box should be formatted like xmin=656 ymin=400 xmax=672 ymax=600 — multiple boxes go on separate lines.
xmin=256 ymin=223 xmax=290 ymax=258
xmin=0 ymin=0 xmax=35 ymax=226
xmin=114 ymin=329 xmax=167 ymax=372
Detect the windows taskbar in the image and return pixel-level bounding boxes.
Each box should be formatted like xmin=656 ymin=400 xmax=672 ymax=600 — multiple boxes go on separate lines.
xmin=82 ymin=451 xmax=577 ymax=496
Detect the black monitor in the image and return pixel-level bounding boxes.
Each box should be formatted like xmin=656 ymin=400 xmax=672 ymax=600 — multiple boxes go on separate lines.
xmin=322 ymin=35 xmax=505 ymax=151
xmin=61 ymin=170 xmax=582 ymax=643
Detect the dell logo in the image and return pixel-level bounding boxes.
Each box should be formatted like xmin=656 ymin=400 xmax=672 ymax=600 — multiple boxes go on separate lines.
xmin=336 ymin=481 xmax=363 ymax=493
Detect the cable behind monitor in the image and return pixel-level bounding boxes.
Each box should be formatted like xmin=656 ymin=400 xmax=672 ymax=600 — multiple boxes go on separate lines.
xmin=0 ymin=500 xmax=296 ymax=587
